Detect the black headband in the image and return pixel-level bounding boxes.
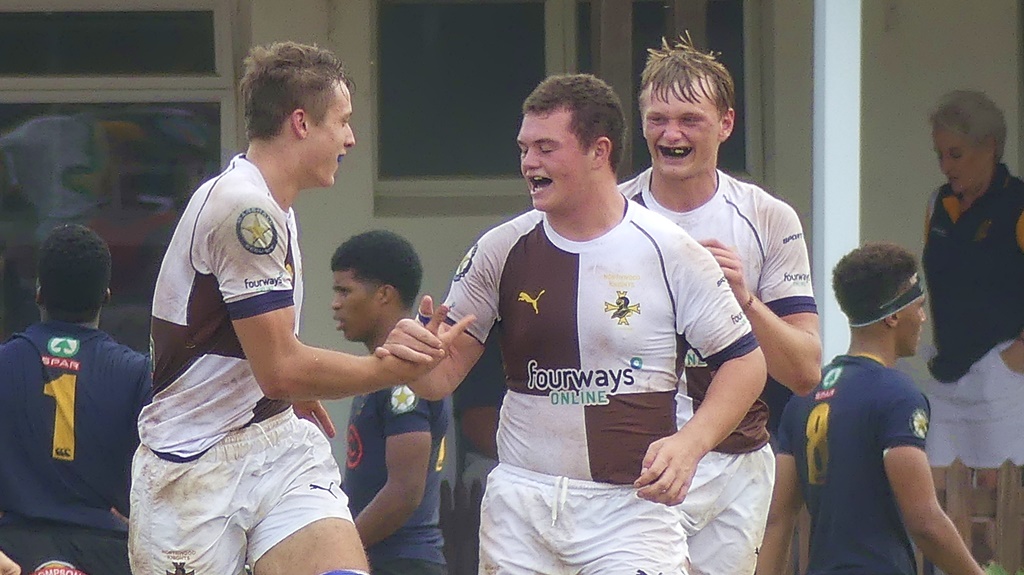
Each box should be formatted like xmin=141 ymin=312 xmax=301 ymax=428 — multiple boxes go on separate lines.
xmin=848 ymin=275 xmax=925 ymax=327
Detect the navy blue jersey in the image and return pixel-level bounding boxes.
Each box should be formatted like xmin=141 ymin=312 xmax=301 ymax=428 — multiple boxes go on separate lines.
xmin=777 ymin=355 xmax=929 ymax=575
xmin=343 ymin=385 xmax=450 ymax=566
xmin=0 ymin=321 xmax=152 ymax=532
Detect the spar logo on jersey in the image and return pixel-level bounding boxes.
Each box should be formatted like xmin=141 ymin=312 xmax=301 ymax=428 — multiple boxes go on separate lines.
xmin=910 ymin=408 xmax=929 ymax=439
xmin=47 ymin=337 xmax=79 ymax=358
xmin=526 ymin=359 xmax=635 ymax=406
xmin=236 ymin=207 xmax=278 ymax=255
xmin=453 ymin=244 xmax=478 ymax=282
xmin=782 ymin=232 xmax=804 ymax=244
xmin=604 ymin=291 xmax=641 ymax=325
xmin=30 ymin=560 xmax=87 ymax=575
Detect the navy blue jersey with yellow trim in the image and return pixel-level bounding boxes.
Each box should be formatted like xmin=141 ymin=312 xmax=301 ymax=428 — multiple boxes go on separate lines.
xmin=777 ymin=355 xmax=929 ymax=575
xmin=0 ymin=321 xmax=151 ymax=532
xmin=343 ymin=386 xmax=450 ymax=567
xmin=924 ymin=163 xmax=1024 ymax=382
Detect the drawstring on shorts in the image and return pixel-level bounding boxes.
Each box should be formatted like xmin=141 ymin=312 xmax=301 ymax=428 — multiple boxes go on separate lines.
xmin=551 ymin=476 xmax=569 ymax=525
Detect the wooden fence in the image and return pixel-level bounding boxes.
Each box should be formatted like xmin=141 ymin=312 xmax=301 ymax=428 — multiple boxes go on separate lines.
xmin=786 ymin=461 xmax=1023 ymax=574
xmin=441 ymin=461 xmax=1023 ymax=575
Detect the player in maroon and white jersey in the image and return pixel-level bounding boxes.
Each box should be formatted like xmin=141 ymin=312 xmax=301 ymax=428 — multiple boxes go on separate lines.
xmin=130 ymin=42 xmax=467 ymax=575
xmin=409 ymin=74 xmax=766 ymax=574
xmin=620 ymin=37 xmax=821 ymax=575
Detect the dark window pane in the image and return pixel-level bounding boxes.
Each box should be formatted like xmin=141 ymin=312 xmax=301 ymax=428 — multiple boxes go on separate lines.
xmin=708 ymin=0 xmax=746 ymax=173
xmin=0 ymin=103 xmax=221 ymax=349
xmin=378 ymin=2 xmax=546 ymax=178
xmin=577 ymin=0 xmax=746 ymax=175
xmin=0 ymin=12 xmax=215 ymax=75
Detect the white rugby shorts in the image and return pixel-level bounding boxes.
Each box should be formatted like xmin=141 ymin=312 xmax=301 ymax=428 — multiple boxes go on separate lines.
xmin=129 ymin=409 xmax=353 ymax=574
xmin=478 ymin=463 xmax=689 ymax=575
xmin=679 ymin=444 xmax=775 ymax=575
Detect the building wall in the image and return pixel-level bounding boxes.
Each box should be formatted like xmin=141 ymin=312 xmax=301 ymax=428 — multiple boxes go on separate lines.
xmin=245 ymin=0 xmax=1021 ymax=436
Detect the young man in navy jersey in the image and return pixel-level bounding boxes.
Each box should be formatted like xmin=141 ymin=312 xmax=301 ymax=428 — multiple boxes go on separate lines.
xmin=757 ymin=242 xmax=984 ymax=575
xmin=0 ymin=224 xmax=151 ymax=575
xmin=332 ymin=231 xmax=450 ymax=575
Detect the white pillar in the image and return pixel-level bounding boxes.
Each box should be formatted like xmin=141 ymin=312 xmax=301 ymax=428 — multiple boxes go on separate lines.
xmin=812 ymin=0 xmax=861 ymax=363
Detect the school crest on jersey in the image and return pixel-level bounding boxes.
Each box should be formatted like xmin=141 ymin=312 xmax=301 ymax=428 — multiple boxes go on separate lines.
xmin=235 ymin=207 xmax=278 ymax=255
xmin=166 ymin=562 xmax=195 ymax=575
xmin=910 ymin=408 xmax=929 ymax=439
xmin=604 ymin=290 xmax=641 ymax=325
xmin=390 ymin=385 xmax=419 ymax=414
xmin=46 ymin=336 xmax=79 ymax=358
xmin=453 ymin=244 xmax=478 ymax=282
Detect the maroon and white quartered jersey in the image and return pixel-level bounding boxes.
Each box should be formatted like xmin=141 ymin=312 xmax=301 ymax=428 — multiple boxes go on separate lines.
xmin=620 ymin=168 xmax=817 ymax=452
xmin=444 ymin=200 xmax=757 ymax=484
xmin=140 ymin=155 xmax=302 ymax=459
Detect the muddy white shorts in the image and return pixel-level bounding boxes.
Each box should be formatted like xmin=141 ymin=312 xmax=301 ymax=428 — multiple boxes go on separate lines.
xmin=129 ymin=409 xmax=353 ymax=575
xmin=678 ymin=444 xmax=775 ymax=575
xmin=478 ymin=463 xmax=689 ymax=575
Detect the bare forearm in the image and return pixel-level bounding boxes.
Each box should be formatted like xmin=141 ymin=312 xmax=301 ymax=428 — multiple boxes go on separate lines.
xmin=909 ymin=513 xmax=985 ymax=575
xmin=265 ymin=345 xmax=400 ymax=401
xmin=407 ymin=332 xmax=484 ymax=400
xmin=755 ymin=515 xmax=797 ymax=575
xmin=679 ymin=349 xmax=766 ymax=452
xmin=746 ymin=302 xmax=821 ymax=395
xmin=407 ymin=355 xmax=466 ymax=401
xmin=353 ymin=486 xmax=421 ymax=548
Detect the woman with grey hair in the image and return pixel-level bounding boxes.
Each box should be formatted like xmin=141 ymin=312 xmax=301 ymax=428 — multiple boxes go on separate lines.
xmin=922 ymin=89 xmax=1024 ymax=470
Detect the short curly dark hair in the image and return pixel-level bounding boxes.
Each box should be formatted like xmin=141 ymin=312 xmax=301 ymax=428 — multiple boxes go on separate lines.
xmin=522 ymin=74 xmax=626 ymax=172
xmin=832 ymin=242 xmax=918 ymax=325
xmin=330 ymin=230 xmax=422 ymax=309
xmin=37 ymin=224 xmax=111 ymax=323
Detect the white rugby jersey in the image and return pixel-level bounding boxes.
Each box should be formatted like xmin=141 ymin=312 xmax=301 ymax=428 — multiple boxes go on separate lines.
xmin=444 ymin=200 xmax=756 ymax=484
xmin=620 ymin=168 xmax=816 ymax=452
xmin=140 ymin=155 xmax=302 ymax=458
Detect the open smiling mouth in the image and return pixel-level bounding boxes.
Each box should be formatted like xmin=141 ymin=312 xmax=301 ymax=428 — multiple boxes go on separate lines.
xmin=659 ymin=146 xmax=693 ymax=159
xmin=529 ymin=175 xmax=553 ymax=191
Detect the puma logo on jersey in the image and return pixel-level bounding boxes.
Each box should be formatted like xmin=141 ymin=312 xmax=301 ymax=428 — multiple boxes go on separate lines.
xmin=605 ymin=291 xmax=641 ymax=325
xmin=518 ymin=290 xmax=545 ymax=314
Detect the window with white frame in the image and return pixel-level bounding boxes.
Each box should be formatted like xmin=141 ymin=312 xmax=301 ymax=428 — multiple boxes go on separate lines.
xmin=373 ymin=0 xmax=756 ymax=216
xmin=0 ymin=1 xmax=237 ymax=350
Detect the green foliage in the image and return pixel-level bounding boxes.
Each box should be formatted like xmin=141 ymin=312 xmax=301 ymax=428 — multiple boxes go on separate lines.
xmin=984 ymin=561 xmax=1024 ymax=575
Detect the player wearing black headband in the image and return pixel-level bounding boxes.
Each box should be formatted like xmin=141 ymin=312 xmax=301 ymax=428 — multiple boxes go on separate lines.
xmin=755 ymin=242 xmax=984 ymax=575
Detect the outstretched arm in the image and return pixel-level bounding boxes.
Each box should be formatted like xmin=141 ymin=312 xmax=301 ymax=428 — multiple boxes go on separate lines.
xmin=235 ymin=296 xmax=473 ymax=400
xmin=404 ymin=330 xmax=485 ymax=401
